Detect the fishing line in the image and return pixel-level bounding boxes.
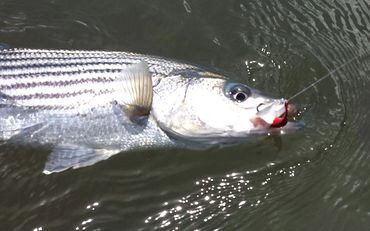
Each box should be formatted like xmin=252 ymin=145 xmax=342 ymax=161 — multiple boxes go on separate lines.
xmin=287 ymin=52 xmax=368 ymax=101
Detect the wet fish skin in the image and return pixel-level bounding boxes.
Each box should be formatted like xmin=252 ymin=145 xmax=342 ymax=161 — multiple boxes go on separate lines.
xmin=0 ymin=49 xmax=196 ymax=173
xmin=0 ymin=48 xmax=191 ymax=150
xmin=0 ymin=48 xmax=294 ymax=173
xmin=0 ymin=49 xmax=196 ymax=110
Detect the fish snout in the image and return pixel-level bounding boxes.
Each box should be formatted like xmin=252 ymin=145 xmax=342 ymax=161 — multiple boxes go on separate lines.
xmin=270 ymin=100 xmax=288 ymax=128
xmin=252 ymin=100 xmax=297 ymax=129
xmin=270 ymin=100 xmax=297 ymax=128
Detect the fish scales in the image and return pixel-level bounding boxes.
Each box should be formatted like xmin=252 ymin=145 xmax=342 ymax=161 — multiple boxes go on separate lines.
xmin=0 ymin=48 xmax=194 ymax=110
xmin=0 ymin=47 xmax=300 ymax=174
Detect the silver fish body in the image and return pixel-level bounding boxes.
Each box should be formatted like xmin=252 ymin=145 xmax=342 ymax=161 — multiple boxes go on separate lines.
xmin=0 ymin=48 xmax=300 ymax=173
xmin=0 ymin=49 xmax=181 ymax=150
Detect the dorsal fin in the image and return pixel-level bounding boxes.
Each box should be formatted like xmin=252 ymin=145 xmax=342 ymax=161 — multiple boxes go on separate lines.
xmin=115 ymin=62 xmax=153 ymax=120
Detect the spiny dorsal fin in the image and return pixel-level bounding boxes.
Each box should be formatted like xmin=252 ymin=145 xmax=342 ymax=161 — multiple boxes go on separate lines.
xmin=115 ymin=62 xmax=153 ymax=119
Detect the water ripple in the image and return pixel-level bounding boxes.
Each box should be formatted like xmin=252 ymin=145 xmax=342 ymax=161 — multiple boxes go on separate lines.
xmin=1 ymin=0 xmax=370 ymax=230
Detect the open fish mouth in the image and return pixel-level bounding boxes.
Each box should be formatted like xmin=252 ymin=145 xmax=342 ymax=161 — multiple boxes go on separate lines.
xmin=251 ymin=100 xmax=298 ymax=129
xmin=270 ymin=100 xmax=288 ymax=128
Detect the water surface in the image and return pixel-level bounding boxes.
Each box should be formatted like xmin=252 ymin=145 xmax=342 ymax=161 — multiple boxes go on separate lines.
xmin=0 ymin=0 xmax=370 ymax=230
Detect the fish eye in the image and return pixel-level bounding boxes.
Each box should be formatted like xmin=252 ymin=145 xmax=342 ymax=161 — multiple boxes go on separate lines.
xmin=234 ymin=91 xmax=247 ymax=101
xmin=226 ymin=84 xmax=251 ymax=103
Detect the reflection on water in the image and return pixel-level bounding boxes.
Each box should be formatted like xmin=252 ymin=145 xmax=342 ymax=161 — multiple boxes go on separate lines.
xmin=144 ymin=161 xmax=311 ymax=230
xmin=0 ymin=0 xmax=370 ymax=230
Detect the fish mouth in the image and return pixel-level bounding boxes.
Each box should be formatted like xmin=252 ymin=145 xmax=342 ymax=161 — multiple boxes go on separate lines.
xmin=270 ymin=101 xmax=289 ymax=128
xmin=251 ymin=100 xmax=297 ymax=129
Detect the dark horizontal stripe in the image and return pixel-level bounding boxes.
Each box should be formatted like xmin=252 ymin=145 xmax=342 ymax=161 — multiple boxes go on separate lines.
xmin=0 ymin=49 xmax=146 ymax=62
xmin=0 ymin=55 xmax=129 ymax=63
xmin=0 ymin=49 xmax=207 ymax=82
xmin=0 ymin=77 xmax=115 ymax=91
xmin=0 ymin=61 xmax=179 ymax=79
xmin=0 ymin=49 xmax=189 ymax=69
xmin=1 ymin=103 xmax=77 ymax=111
xmin=0 ymin=60 xmax=134 ymax=70
xmin=0 ymin=68 xmax=122 ymax=80
xmin=22 ymin=104 xmax=106 ymax=112
xmin=0 ymin=64 xmax=193 ymax=80
xmin=9 ymin=88 xmax=113 ymax=101
xmin=0 ymin=48 xmax=127 ymax=56
xmin=0 ymin=49 xmax=192 ymax=69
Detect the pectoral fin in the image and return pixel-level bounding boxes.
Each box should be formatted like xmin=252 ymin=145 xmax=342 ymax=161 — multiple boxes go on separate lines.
xmin=43 ymin=144 xmax=120 ymax=174
xmin=115 ymin=62 xmax=153 ymax=120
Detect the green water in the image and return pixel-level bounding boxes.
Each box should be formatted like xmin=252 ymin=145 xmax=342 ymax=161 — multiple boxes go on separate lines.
xmin=0 ymin=0 xmax=370 ymax=230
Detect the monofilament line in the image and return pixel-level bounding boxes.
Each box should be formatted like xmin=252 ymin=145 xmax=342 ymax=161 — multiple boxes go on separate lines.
xmin=287 ymin=54 xmax=363 ymax=101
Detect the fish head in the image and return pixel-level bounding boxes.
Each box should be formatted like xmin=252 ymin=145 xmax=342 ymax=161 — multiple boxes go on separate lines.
xmin=152 ymin=75 xmax=301 ymax=142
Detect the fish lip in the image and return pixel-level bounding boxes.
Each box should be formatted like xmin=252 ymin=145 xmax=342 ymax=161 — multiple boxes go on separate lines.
xmin=251 ymin=101 xmax=297 ymax=129
xmin=270 ymin=111 xmax=288 ymax=128
xmin=250 ymin=116 xmax=270 ymax=128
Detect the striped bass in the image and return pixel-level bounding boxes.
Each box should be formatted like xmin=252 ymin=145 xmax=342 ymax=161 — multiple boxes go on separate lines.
xmin=0 ymin=48 xmax=301 ymax=174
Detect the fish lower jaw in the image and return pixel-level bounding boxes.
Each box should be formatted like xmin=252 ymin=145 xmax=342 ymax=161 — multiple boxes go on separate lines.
xmin=250 ymin=117 xmax=271 ymax=129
